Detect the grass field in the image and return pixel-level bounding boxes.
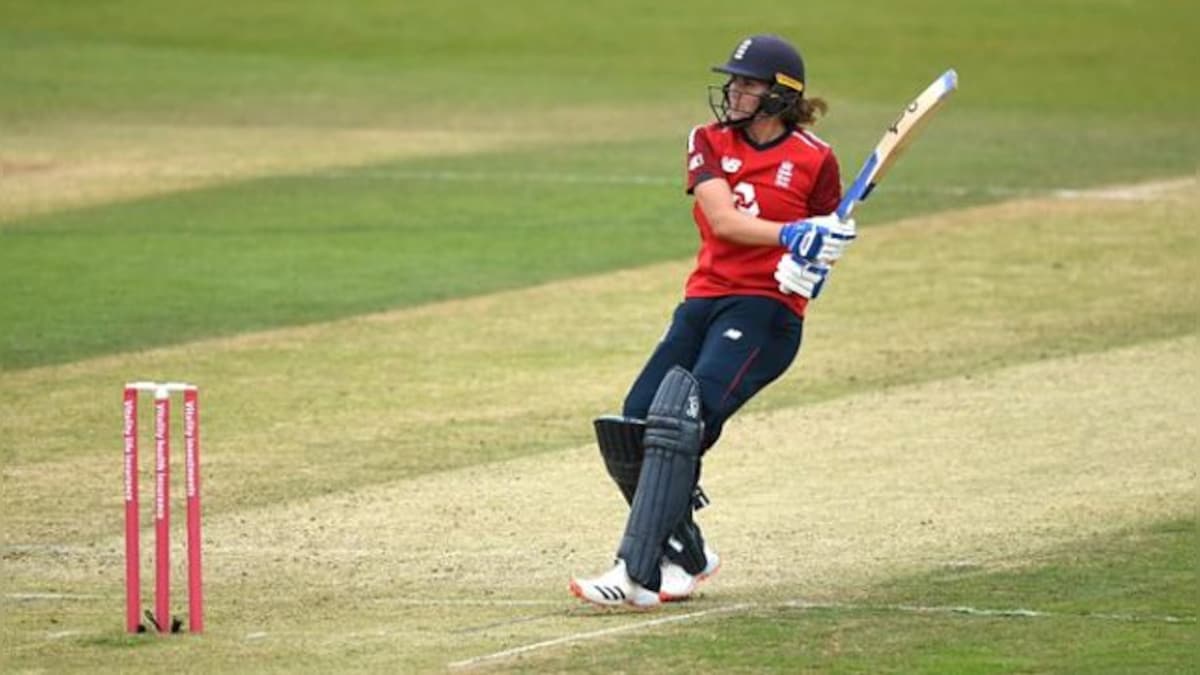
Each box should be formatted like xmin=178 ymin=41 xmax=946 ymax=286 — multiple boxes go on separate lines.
xmin=1 ymin=1 xmax=1197 ymax=672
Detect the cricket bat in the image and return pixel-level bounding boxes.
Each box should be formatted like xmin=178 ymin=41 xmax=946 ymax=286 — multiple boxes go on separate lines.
xmin=835 ymin=68 xmax=959 ymax=222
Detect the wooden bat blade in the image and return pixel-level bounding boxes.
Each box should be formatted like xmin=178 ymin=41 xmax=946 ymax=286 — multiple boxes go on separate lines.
xmin=836 ymin=69 xmax=958 ymax=221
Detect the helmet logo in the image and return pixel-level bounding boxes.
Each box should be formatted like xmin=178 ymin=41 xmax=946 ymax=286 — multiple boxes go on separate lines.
xmin=775 ymin=72 xmax=804 ymax=92
xmin=733 ymin=39 xmax=752 ymax=60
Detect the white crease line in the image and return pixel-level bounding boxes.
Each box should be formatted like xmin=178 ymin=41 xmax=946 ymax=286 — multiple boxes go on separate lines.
xmin=1 ymin=544 xmax=95 ymax=555
xmin=4 ymin=592 xmax=102 ymax=601
xmin=783 ymin=599 xmax=1197 ymax=624
xmin=448 ymin=599 xmax=1196 ymax=669
xmin=447 ymin=603 xmax=754 ymax=670
xmin=7 ymin=597 xmax=1192 ymax=658
xmin=379 ymin=598 xmax=559 ymax=607
xmin=7 ymin=630 xmax=100 ymax=654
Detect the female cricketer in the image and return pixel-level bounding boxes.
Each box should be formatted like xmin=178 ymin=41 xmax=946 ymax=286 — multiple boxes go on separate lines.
xmin=571 ymin=33 xmax=857 ymax=609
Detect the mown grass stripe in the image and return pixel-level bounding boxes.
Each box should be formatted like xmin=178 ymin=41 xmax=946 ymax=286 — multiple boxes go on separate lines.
xmin=448 ymin=599 xmax=1195 ymax=670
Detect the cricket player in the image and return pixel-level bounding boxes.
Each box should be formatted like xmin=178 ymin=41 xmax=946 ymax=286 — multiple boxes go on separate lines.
xmin=571 ymin=34 xmax=856 ymax=609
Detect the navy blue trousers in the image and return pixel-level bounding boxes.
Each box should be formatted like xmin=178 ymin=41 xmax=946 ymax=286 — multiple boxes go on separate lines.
xmin=623 ymin=295 xmax=804 ymax=452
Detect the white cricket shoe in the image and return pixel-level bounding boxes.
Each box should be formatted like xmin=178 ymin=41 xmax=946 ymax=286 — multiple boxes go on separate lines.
xmin=569 ymin=559 xmax=661 ymax=610
xmin=659 ymin=545 xmax=721 ymax=602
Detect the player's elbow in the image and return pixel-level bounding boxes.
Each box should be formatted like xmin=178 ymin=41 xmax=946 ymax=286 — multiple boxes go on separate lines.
xmin=707 ymin=209 xmax=740 ymax=240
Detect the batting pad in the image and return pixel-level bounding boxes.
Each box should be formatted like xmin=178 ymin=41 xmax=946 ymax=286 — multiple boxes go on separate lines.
xmin=594 ymin=415 xmax=645 ymax=505
xmin=618 ymin=367 xmax=704 ymax=590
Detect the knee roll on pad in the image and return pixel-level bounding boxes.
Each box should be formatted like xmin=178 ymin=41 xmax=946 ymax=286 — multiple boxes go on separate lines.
xmin=643 ymin=367 xmax=704 ymax=459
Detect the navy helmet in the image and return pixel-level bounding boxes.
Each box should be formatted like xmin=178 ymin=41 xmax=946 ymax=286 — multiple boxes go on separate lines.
xmin=710 ymin=35 xmax=806 ymax=125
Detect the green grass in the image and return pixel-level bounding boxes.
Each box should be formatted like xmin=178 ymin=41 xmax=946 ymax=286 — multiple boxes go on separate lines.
xmin=531 ymin=520 xmax=1199 ymax=673
xmin=0 ymin=3 xmax=1197 ymax=672
xmin=881 ymin=520 xmax=1200 ymax=619
xmin=2 ymin=1 xmax=1198 ymax=369
xmin=3 ymin=1 xmax=1198 ymax=120
xmin=3 ymin=116 xmax=1198 ymax=370
xmin=2 ymin=178 xmax=1194 ymax=556
xmin=4 ymin=334 xmax=1194 ymax=673
xmin=0 ymin=143 xmax=689 ymax=369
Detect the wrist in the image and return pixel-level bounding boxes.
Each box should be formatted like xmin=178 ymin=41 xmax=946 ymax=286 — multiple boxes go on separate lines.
xmin=778 ymin=222 xmax=797 ymax=247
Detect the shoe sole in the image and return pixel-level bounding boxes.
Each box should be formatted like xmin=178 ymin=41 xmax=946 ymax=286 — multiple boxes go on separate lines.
xmin=569 ymin=579 xmax=660 ymax=611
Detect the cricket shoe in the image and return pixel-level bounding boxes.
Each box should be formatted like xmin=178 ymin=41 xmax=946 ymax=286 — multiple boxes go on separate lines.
xmin=569 ymin=559 xmax=661 ymax=610
xmin=659 ymin=545 xmax=721 ymax=602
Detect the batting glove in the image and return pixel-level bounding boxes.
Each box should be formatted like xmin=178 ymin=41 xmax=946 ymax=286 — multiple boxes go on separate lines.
xmin=775 ymin=253 xmax=829 ymax=300
xmin=814 ymin=214 xmax=857 ymax=264
xmin=778 ymin=219 xmax=828 ymax=262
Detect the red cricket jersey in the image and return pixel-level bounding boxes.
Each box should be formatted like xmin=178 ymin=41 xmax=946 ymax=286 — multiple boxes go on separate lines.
xmin=684 ymin=122 xmax=841 ymax=318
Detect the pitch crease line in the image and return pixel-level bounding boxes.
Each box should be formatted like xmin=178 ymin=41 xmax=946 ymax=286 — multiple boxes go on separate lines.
xmin=783 ymin=599 xmax=1197 ymax=624
xmin=447 ymin=602 xmax=754 ymax=670
xmin=4 ymin=592 xmax=102 ymax=601
xmin=382 ymin=598 xmax=559 ymax=607
xmin=447 ymin=598 xmax=1194 ymax=668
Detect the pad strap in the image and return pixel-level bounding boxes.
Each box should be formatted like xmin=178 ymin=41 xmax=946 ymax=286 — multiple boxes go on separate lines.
xmin=664 ymin=513 xmax=709 ymax=575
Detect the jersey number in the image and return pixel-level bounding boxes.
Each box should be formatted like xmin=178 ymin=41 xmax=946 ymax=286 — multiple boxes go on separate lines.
xmin=731 ymin=182 xmax=760 ymax=217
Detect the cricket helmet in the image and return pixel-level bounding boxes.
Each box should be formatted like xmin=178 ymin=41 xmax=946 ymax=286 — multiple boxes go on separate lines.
xmin=709 ymin=34 xmax=806 ymax=125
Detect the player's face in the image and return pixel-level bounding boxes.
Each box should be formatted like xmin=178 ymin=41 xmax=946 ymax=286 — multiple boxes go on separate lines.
xmin=724 ymin=76 xmax=771 ymax=121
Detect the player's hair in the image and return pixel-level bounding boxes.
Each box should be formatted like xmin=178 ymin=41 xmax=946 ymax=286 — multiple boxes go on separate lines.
xmin=782 ymin=95 xmax=828 ymax=128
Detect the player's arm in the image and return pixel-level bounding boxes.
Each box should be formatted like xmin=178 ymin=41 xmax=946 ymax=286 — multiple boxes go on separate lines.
xmin=685 ymin=126 xmax=786 ymax=247
xmin=685 ymin=126 xmax=815 ymax=255
xmin=692 ymin=179 xmax=787 ymax=247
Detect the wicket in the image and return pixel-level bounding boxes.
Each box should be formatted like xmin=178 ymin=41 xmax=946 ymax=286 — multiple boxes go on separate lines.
xmin=123 ymin=381 xmax=204 ymax=634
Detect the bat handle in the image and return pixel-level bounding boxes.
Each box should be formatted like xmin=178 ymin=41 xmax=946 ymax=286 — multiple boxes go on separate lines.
xmin=834 ymin=196 xmax=857 ymax=222
xmin=834 ymin=203 xmax=852 ymax=222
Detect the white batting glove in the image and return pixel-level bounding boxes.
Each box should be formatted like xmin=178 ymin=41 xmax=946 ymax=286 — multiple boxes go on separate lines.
xmin=774 ymin=253 xmax=829 ymax=300
xmin=805 ymin=214 xmax=856 ymax=264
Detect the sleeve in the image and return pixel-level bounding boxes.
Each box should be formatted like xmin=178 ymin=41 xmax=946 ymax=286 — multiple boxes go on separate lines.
xmin=807 ymin=150 xmax=842 ymax=216
xmin=685 ymin=126 xmax=724 ymax=194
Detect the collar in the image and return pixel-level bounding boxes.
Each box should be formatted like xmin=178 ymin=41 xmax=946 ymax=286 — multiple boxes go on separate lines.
xmin=738 ymin=124 xmax=793 ymax=151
